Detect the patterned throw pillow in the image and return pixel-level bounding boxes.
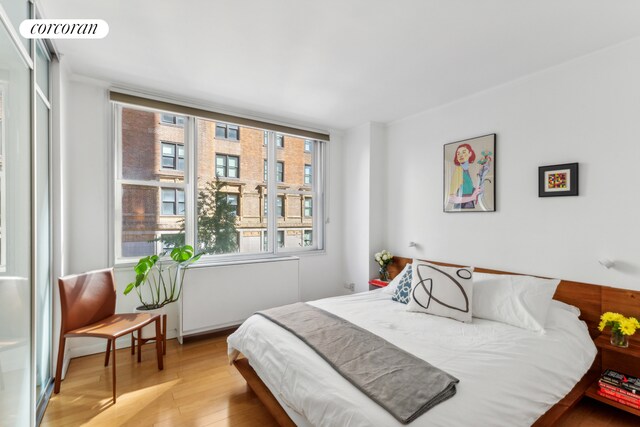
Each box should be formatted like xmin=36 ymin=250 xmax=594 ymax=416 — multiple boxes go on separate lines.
xmin=406 ymin=260 xmax=474 ymax=323
xmin=391 ymin=264 xmax=413 ymax=304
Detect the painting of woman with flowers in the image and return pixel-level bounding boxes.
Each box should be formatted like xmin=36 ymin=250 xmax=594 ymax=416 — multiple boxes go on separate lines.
xmin=444 ymin=134 xmax=496 ymax=212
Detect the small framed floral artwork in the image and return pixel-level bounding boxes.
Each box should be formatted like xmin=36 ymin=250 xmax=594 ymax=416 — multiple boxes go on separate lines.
xmin=538 ymin=163 xmax=579 ymax=197
xmin=443 ymin=134 xmax=496 ymax=212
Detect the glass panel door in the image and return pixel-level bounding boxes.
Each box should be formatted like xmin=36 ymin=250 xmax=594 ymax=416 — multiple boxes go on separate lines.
xmin=0 ymin=22 xmax=32 ymax=427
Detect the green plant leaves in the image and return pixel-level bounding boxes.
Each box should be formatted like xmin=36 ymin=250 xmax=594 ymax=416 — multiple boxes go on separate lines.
xmin=124 ymin=245 xmax=202 ymax=306
xmin=124 ymin=282 xmax=135 ymax=295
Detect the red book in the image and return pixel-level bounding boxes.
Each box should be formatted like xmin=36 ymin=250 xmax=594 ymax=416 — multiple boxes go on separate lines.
xmin=598 ymin=388 xmax=640 ymax=409
xmin=369 ymin=279 xmax=389 ymax=288
xmin=599 ymin=381 xmax=640 ymax=400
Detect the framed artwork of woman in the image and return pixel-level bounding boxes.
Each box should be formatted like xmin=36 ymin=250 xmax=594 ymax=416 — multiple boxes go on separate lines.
xmin=443 ymin=134 xmax=496 ymax=212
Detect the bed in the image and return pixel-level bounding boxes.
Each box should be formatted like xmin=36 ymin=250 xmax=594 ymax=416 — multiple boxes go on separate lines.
xmin=227 ymin=258 xmax=637 ymax=426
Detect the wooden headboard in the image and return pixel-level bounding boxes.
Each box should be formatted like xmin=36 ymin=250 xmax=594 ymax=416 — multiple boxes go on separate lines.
xmin=388 ymin=257 xmax=640 ymax=342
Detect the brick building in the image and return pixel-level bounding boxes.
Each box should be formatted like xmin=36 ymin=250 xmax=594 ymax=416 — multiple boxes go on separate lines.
xmin=121 ymin=107 xmax=314 ymax=257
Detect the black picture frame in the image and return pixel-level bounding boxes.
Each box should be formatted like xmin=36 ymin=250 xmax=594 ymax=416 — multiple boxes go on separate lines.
xmin=443 ymin=133 xmax=496 ymax=212
xmin=538 ymin=163 xmax=579 ymax=197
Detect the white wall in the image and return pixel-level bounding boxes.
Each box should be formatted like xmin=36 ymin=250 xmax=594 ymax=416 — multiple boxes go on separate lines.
xmin=342 ymin=122 xmax=388 ymax=291
xmin=385 ymin=37 xmax=640 ymax=291
xmin=58 ymin=77 xmax=345 ymax=359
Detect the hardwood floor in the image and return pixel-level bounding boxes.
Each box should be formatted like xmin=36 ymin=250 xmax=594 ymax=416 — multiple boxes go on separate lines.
xmin=43 ymin=333 xmax=639 ymax=426
xmin=42 ymin=334 xmax=278 ymax=427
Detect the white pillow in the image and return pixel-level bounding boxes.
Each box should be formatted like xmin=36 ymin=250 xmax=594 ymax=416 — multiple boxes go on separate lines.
xmin=406 ymin=260 xmax=474 ymax=323
xmin=382 ymin=263 xmax=410 ymax=295
xmin=472 ymin=272 xmax=560 ymax=332
xmin=550 ymin=299 xmax=581 ymax=318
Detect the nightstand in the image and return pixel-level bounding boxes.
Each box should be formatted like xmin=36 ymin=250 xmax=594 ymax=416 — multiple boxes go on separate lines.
xmin=583 ymin=334 xmax=640 ymax=417
xmin=368 ymin=279 xmax=389 ymax=291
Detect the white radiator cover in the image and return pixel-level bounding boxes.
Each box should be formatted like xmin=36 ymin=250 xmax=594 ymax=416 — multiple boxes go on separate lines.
xmin=179 ymin=257 xmax=300 ymax=340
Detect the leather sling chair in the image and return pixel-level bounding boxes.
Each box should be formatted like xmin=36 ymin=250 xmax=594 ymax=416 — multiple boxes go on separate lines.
xmin=54 ymin=268 xmax=164 ymax=403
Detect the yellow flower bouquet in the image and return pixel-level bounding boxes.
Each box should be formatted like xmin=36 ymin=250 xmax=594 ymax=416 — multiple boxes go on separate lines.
xmin=598 ymin=312 xmax=640 ymax=348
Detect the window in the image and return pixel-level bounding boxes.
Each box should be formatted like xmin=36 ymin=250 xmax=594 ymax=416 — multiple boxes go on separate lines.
xmin=115 ymin=103 xmax=326 ymax=261
xmin=304 ymin=139 xmax=312 ymax=152
xmin=276 ymin=196 xmax=284 ymax=217
xmin=161 ymin=188 xmax=185 ymax=215
xmin=224 ymin=193 xmax=239 ymax=216
xmin=304 ymin=198 xmax=312 ymax=217
xmin=161 ymin=142 xmax=185 ymax=171
xmin=304 ymin=164 xmax=312 ymax=185
xmin=276 ymin=161 xmax=284 ymax=183
xmin=263 ymin=159 xmax=267 ymax=182
xmin=161 ymin=113 xmax=185 ymax=126
xmin=216 ymin=154 xmax=239 ymax=178
xmin=215 ymin=122 xmax=240 ymax=140
xmin=276 ymin=134 xmax=284 ymax=148
xmin=303 ymin=230 xmax=312 ymax=246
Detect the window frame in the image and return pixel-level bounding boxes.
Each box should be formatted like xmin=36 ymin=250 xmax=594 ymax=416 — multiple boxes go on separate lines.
xmin=216 ymin=153 xmax=240 ymax=179
xmin=113 ymin=102 xmax=327 ymax=264
xmin=276 ymin=161 xmax=284 ymax=183
xmin=161 ymin=141 xmax=185 ymax=171
xmin=215 ymin=122 xmax=240 ymax=141
xmin=304 ymin=164 xmax=312 ymax=185
xmin=161 ymin=113 xmax=185 ymax=126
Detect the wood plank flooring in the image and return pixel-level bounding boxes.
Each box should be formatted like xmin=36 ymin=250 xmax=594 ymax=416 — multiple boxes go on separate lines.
xmin=42 ymin=333 xmax=639 ymax=426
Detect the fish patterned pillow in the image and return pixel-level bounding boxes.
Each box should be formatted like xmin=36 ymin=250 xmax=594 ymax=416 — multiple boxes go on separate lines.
xmin=406 ymin=260 xmax=474 ymax=323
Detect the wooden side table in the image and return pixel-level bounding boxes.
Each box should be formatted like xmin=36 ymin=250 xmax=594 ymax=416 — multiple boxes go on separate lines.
xmin=583 ymin=334 xmax=640 ymax=417
xmin=131 ymin=314 xmax=167 ymax=362
xmin=368 ymin=279 xmax=389 ymax=291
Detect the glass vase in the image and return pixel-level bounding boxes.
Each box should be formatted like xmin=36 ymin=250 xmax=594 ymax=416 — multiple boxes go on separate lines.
xmin=379 ymin=267 xmax=389 ymax=282
xmin=610 ymin=330 xmax=629 ymax=348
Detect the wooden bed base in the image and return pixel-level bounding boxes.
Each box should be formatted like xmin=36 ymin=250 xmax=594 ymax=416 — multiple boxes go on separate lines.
xmin=234 ymin=258 xmax=640 ymax=426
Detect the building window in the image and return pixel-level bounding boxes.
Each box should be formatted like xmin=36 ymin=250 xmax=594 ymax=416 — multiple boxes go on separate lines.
xmin=304 ymin=198 xmax=312 ymax=217
xmin=304 ymin=164 xmax=312 ymax=185
xmin=276 ymin=196 xmax=284 ymax=217
xmin=161 ymin=142 xmax=184 ymax=171
xmin=303 ymin=230 xmax=312 ymax=247
xmin=224 ymin=193 xmax=239 ymax=216
xmin=276 ymin=161 xmax=284 ymax=183
xmin=115 ymin=104 xmax=326 ymax=261
xmin=263 ymin=160 xmax=267 ymax=182
xmin=215 ymin=123 xmax=240 ymax=140
xmin=161 ymin=113 xmax=185 ymax=126
xmin=161 ymin=188 xmax=185 ymax=215
xmin=216 ymin=154 xmax=239 ymax=178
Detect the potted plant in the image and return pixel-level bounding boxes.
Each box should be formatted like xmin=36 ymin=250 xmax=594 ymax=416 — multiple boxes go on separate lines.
xmin=124 ymin=245 xmax=202 ymax=337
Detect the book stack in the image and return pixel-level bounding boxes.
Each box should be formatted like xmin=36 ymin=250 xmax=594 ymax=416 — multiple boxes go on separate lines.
xmin=597 ymin=369 xmax=640 ymax=409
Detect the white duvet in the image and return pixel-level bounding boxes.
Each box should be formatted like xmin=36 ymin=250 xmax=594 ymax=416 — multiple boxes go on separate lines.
xmin=228 ymin=291 xmax=596 ymax=427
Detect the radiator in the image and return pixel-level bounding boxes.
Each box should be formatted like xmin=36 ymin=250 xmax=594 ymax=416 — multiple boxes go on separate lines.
xmin=178 ymin=257 xmax=300 ymax=340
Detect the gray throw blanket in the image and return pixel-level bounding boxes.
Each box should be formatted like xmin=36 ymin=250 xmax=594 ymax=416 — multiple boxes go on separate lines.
xmin=256 ymin=302 xmax=459 ymax=424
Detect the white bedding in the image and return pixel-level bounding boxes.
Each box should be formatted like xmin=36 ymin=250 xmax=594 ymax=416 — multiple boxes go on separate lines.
xmin=228 ymin=290 xmax=596 ymax=427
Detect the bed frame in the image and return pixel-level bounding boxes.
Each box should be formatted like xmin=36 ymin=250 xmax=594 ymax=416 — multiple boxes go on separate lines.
xmin=234 ymin=257 xmax=640 ymax=426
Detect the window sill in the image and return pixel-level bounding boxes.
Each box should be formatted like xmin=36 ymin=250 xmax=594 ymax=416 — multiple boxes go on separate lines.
xmin=114 ymin=249 xmax=325 ymax=268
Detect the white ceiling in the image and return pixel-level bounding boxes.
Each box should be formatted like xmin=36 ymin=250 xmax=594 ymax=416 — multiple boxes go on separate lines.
xmin=39 ymin=0 xmax=640 ymax=130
